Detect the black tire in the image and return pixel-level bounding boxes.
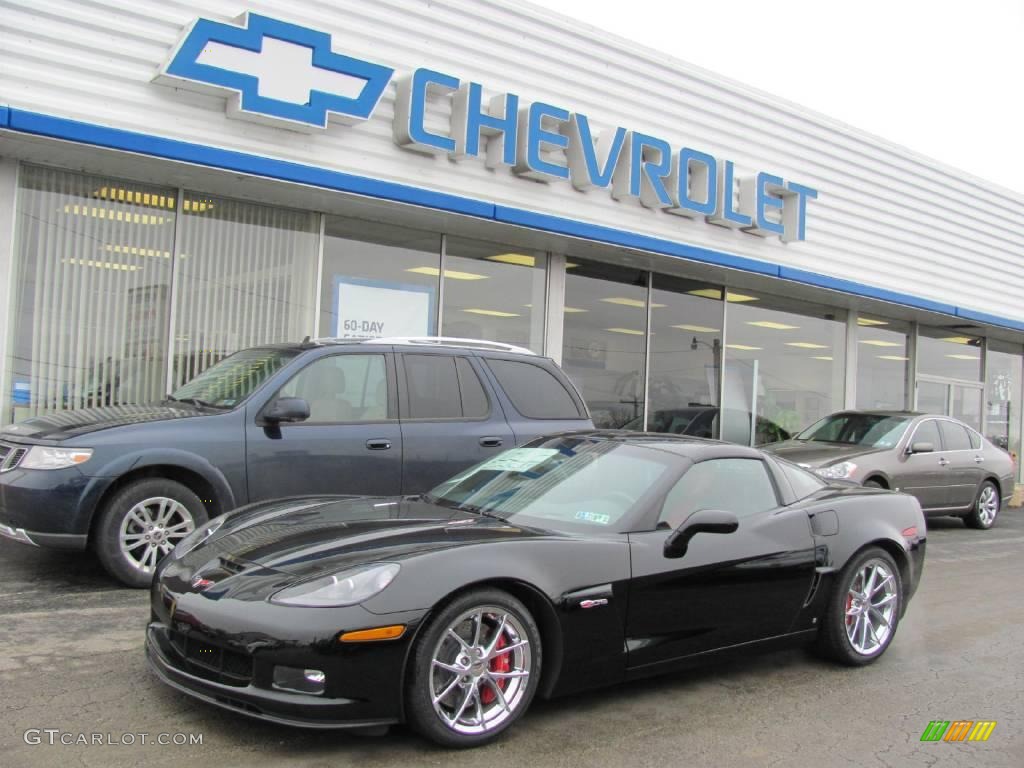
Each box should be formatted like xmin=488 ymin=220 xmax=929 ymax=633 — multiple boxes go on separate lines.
xmin=863 ymin=479 xmax=885 ymax=489
xmin=94 ymin=478 xmax=208 ymax=588
xmin=405 ymin=589 xmax=542 ymax=748
xmin=813 ymin=546 xmax=902 ymax=666
xmin=964 ymin=480 xmax=1000 ymax=530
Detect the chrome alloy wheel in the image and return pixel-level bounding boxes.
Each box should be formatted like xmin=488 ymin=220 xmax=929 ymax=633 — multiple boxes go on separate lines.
xmin=429 ymin=606 xmax=532 ymax=735
xmin=119 ymin=496 xmax=196 ymax=573
xmin=977 ymin=485 xmax=999 ymax=527
xmin=845 ymin=559 xmax=898 ymax=656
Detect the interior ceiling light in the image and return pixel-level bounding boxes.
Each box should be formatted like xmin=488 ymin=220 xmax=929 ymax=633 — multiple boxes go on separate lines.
xmin=406 ymin=266 xmax=486 ymax=280
xmin=945 ymin=354 xmax=979 ymax=360
xmin=486 ymin=253 xmax=535 ymax=267
xmin=600 ymin=297 xmax=665 ymax=308
xmin=877 ymin=355 xmax=910 ymax=361
xmin=605 ymin=327 xmax=645 ymax=335
xmin=92 ymin=187 xmax=215 ymax=213
xmin=102 ymin=244 xmax=172 ymax=259
xmin=748 ymin=320 xmax=799 ymax=330
xmin=461 ymin=308 xmax=520 ymax=317
xmin=812 ymin=356 xmax=833 ymax=361
xmin=857 ymin=317 xmax=889 ymax=326
xmin=687 ymin=289 xmax=759 ymax=302
xmin=858 ymin=339 xmax=903 ymax=348
xmin=63 ymin=205 xmax=169 ymax=225
xmin=672 ymin=324 xmax=719 ymax=333
xmin=63 ymin=258 xmax=141 ymax=272
xmin=726 ymin=344 xmax=761 ymax=351
xmin=940 ymin=336 xmax=977 ymax=345
xmin=786 ymin=342 xmax=829 ymax=349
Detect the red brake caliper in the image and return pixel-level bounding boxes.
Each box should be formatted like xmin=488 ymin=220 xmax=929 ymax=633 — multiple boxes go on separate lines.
xmin=845 ymin=593 xmax=854 ymax=627
xmin=480 ymin=634 xmax=509 ymax=705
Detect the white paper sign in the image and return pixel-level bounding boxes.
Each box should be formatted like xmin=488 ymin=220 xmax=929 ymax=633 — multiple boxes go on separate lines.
xmin=335 ymin=280 xmax=431 ymax=339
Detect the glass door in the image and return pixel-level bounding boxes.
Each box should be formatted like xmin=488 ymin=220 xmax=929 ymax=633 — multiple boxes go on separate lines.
xmin=915 ymin=376 xmax=984 ymax=431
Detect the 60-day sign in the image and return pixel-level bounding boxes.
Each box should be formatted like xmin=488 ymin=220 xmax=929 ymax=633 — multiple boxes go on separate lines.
xmin=333 ymin=277 xmax=434 ymax=339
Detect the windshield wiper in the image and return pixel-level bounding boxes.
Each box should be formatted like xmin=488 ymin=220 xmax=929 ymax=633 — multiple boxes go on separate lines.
xmin=166 ymin=395 xmax=226 ymax=409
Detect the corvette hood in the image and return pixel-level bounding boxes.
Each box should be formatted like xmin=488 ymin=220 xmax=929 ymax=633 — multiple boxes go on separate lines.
xmin=180 ymin=495 xmax=548 ymax=583
xmin=763 ymin=440 xmax=886 ymax=468
xmin=0 ymin=403 xmax=207 ymax=441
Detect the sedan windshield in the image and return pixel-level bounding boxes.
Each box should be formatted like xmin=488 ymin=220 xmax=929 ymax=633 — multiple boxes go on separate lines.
xmin=796 ymin=413 xmax=910 ymax=448
xmin=169 ymin=348 xmax=299 ymax=409
xmin=425 ymin=437 xmax=676 ymax=533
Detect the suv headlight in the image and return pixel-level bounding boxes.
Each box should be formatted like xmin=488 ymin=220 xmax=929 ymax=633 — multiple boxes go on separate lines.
xmin=270 ymin=563 xmax=400 ymax=607
xmin=172 ymin=514 xmax=227 ymax=559
xmin=20 ymin=446 xmax=93 ymax=470
xmin=815 ymin=461 xmax=857 ymax=480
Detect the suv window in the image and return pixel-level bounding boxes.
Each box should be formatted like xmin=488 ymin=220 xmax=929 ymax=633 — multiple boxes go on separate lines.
xmin=486 ymin=359 xmax=581 ymax=419
xmin=404 ymin=355 xmax=488 ymax=419
xmin=279 ymin=354 xmax=388 ymax=423
xmin=939 ymin=420 xmax=972 ymax=451
xmin=776 ymin=458 xmax=826 ymax=500
xmin=659 ymin=458 xmax=778 ymax=528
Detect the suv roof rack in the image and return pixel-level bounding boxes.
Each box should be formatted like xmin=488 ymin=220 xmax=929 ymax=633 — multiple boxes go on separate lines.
xmin=362 ymin=336 xmax=537 ymax=355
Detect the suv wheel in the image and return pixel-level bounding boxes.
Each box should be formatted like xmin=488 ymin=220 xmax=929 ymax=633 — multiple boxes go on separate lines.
xmin=94 ymin=478 xmax=207 ymax=588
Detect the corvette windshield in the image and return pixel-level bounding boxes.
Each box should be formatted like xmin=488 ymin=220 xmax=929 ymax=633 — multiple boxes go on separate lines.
xmin=425 ymin=438 xmax=674 ymax=533
xmin=796 ymin=413 xmax=910 ymax=448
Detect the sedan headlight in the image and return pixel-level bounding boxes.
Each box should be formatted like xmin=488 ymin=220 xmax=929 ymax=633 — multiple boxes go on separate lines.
xmin=814 ymin=461 xmax=857 ymax=480
xmin=270 ymin=563 xmax=400 ymax=607
xmin=172 ymin=514 xmax=227 ymax=559
xmin=20 ymin=446 xmax=93 ymax=470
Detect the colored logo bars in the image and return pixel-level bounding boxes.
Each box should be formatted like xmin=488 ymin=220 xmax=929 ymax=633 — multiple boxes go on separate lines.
xmin=920 ymin=720 xmax=997 ymax=742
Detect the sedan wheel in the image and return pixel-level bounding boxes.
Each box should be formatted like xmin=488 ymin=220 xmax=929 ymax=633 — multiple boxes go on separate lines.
xmin=95 ymin=478 xmax=207 ymax=588
xmin=407 ymin=590 xmax=541 ymax=747
xmin=813 ymin=547 xmax=902 ymax=666
xmin=965 ymin=481 xmax=999 ymax=529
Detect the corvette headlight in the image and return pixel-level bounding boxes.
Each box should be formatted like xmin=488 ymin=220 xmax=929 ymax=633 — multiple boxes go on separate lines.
xmin=815 ymin=461 xmax=857 ymax=480
xmin=20 ymin=446 xmax=93 ymax=470
xmin=270 ymin=563 xmax=400 ymax=607
xmin=172 ymin=514 xmax=227 ymax=559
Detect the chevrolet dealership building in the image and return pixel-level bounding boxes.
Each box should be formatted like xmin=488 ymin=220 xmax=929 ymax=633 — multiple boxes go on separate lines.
xmin=1 ymin=1 xmax=1022 ymax=478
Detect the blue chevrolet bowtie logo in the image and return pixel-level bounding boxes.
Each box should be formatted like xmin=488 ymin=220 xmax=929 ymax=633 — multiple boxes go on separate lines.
xmin=154 ymin=13 xmax=394 ymax=131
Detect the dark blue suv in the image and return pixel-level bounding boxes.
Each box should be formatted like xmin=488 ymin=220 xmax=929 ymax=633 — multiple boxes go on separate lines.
xmin=0 ymin=338 xmax=592 ymax=586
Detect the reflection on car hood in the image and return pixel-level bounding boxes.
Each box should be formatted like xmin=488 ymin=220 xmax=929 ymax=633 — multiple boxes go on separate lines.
xmin=763 ymin=440 xmax=886 ymax=467
xmin=182 ymin=495 xmax=550 ymax=582
xmin=0 ymin=403 xmax=207 ymax=441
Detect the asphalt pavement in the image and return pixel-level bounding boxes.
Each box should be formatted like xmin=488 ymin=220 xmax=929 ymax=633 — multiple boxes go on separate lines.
xmin=1 ymin=510 xmax=1022 ymax=768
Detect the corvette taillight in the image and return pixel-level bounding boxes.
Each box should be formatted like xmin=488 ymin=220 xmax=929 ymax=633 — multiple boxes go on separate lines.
xmin=901 ymin=526 xmax=919 ymax=539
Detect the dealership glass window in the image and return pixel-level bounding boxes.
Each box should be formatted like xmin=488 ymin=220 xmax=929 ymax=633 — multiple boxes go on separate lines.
xmin=4 ymin=165 xmax=177 ymax=424
xmin=855 ymin=315 xmax=910 ymax=409
xmin=561 ymin=261 xmax=648 ymax=429
xmin=985 ymin=340 xmax=1022 ymax=471
xmin=646 ymin=276 xmax=724 ymax=436
xmin=441 ymin=237 xmax=547 ymax=353
xmin=171 ymin=194 xmax=319 ymax=389
xmin=721 ymin=291 xmax=846 ymax=445
xmin=917 ymin=326 xmax=983 ymax=381
xmin=318 ymin=216 xmax=441 ymax=341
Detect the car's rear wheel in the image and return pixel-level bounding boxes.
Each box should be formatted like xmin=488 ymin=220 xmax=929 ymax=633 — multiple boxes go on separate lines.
xmin=813 ymin=546 xmax=902 ymax=666
xmin=406 ymin=589 xmax=541 ymax=747
xmin=94 ymin=478 xmax=207 ymax=588
xmin=964 ymin=480 xmax=999 ymax=529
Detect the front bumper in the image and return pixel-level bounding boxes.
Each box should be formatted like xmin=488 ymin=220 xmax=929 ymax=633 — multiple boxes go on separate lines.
xmin=0 ymin=464 xmax=104 ymax=546
xmin=0 ymin=521 xmax=87 ymax=549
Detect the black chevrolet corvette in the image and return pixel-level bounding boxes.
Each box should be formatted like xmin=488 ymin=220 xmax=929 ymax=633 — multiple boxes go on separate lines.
xmin=147 ymin=432 xmax=926 ymax=747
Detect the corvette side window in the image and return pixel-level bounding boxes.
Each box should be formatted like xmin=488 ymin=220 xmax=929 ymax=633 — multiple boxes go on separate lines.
xmin=659 ymin=458 xmax=778 ymax=529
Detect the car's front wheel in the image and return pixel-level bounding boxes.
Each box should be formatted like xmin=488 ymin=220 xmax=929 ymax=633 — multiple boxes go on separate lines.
xmin=406 ymin=589 xmax=541 ymax=747
xmin=94 ymin=478 xmax=207 ymax=588
xmin=964 ymin=480 xmax=1000 ymax=529
xmin=813 ymin=547 xmax=902 ymax=666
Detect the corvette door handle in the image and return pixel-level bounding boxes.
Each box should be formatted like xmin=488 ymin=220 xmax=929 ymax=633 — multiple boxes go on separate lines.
xmin=938 ymin=457 xmax=949 ymax=466
xmin=974 ymin=456 xmax=985 ymax=463
xmin=365 ymin=439 xmax=391 ymax=450
xmin=479 ymin=436 xmax=503 ymax=448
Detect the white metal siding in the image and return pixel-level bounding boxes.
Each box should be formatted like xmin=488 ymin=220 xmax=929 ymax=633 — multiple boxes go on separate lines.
xmin=1 ymin=0 xmax=1022 ymax=322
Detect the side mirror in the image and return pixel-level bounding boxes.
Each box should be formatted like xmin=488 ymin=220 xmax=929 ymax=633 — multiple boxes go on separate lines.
xmin=908 ymin=441 xmax=934 ymax=455
xmin=263 ymin=397 xmax=310 ymax=424
xmin=663 ymin=509 xmax=739 ymax=559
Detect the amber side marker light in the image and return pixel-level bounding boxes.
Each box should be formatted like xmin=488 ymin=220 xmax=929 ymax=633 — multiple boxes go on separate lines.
xmin=339 ymin=625 xmax=406 ymax=643
xmin=901 ymin=527 xmax=919 ymax=539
